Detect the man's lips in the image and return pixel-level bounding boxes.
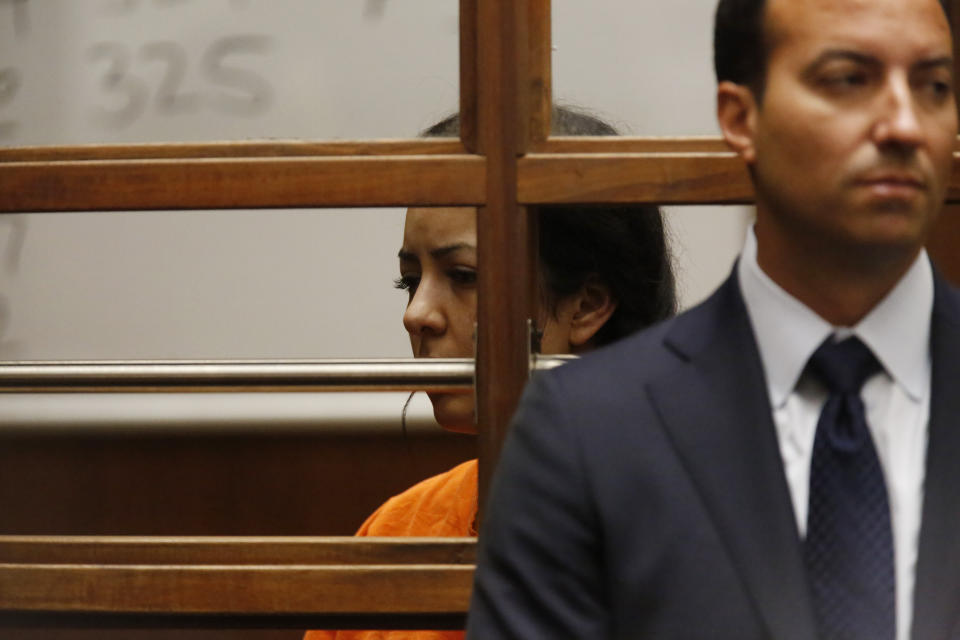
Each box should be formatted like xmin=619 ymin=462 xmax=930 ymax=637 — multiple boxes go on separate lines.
xmin=854 ymin=172 xmax=927 ymax=198
xmin=856 ymin=172 xmax=926 ymax=188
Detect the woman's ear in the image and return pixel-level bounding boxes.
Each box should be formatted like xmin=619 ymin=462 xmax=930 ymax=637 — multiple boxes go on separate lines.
xmin=717 ymin=81 xmax=759 ymax=164
xmin=567 ymin=278 xmax=617 ymax=351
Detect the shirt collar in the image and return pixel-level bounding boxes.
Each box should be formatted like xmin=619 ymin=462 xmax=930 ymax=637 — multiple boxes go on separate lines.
xmin=737 ymin=227 xmax=932 ymax=408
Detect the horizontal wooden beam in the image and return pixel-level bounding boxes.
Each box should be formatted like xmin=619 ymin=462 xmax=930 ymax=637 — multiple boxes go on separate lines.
xmin=0 ymin=612 xmax=467 ymax=631
xmin=536 ymin=136 xmax=733 ymax=153
xmin=8 ymin=140 xmax=960 ymax=211
xmin=0 ymin=536 xmax=476 ymax=565
xmin=0 ymin=139 xmax=465 ymax=162
xmin=0 ymin=155 xmax=486 ymax=212
xmin=524 ymin=149 xmax=960 ymax=205
xmin=7 ymin=135 xmax=960 ymax=160
xmin=1 ymin=564 xmax=473 ymax=613
xmin=518 ymin=152 xmax=754 ymax=204
xmin=0 ymin=536 xmax=474 ymax=629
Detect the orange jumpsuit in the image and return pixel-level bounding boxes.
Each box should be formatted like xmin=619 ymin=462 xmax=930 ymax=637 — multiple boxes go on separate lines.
xmin=304 ymin=459 xmax=477 ymax=640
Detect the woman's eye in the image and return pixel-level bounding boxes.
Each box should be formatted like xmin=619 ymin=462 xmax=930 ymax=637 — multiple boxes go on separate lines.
xmin=447 ymin=268 xmax=477 ymax=286
xmin=394 ymin=275 xmax=420 ymax=294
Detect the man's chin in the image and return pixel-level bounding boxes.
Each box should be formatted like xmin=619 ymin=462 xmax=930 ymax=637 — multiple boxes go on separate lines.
xmin=829 ymin=196 xmax=935 ymax=249
xmin=856 ymin=212 xmax=932 ymax=250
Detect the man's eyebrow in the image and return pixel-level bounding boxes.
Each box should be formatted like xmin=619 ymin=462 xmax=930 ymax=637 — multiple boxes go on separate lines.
xmin=804 ymin=50 xmax=954 ymax=74
xmin=914 ymin=56 xmax=954 ymax=72
xmin=398 ymin=243 xmax=476 ymax=261
xmin=805 ymin=49 xmax=879 ymax=72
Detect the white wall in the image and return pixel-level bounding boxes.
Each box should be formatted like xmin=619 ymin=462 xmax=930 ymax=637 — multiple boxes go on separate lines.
xmin=0 ymin=0 xmax=747 ymax=363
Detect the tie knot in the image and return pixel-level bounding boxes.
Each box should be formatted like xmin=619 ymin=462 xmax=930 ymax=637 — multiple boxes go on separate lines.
xmin=807 ymin=336 xmax=881 ymax=394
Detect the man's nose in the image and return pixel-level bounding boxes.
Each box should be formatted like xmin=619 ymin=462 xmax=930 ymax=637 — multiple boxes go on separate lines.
xmin=872 ymin=75 xmax=924 ymax=148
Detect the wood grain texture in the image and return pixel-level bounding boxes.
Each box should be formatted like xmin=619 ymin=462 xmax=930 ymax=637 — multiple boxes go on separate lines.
xmin=940 ymin=2 xmax=960 ymax=282
xmin=0 ymin=155 xmax=486 ymax=212
xmin=15 ymin=142 xmax=960 ymax=212
xmin=5 ymin=136 xmax=958 ymax=160
xmin=539 ymin=136 xmax=733 ymax=153
xmin=0 ymin=431 xmax=476 ymax=538
xmin=527 ymin=0 xmax=551 ymax=144
xmin=0 ymin=537 xmax=474 ymax=629
xmin=0 ymin=140 xmax=465 ymax=162
xmin=0 ymin=137 xmax=731 ymax=162
xmin=459 ymin=0 xmax=479 ymax=153
xmin=946 ymin=152 xmax=960 ymax=203
xmin=519 ymin=152 xmax=754 ymax=204
xmin=475 ymin=0 xmax=533 ymax=523
xmin=524 ymin=147 xmax=960 ymax=205
xmin=926 ymin=205 xmax=960 ymax=284
xmin=0 ymin=536 xmax=476 ymax=565
xmin=0 ymin=565 xmax=472 ymax=615
xmin=953 ymin=0 xmax=960 ymax=123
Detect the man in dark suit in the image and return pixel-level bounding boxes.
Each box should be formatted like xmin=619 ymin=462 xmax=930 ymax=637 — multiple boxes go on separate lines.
xmin=466 ymin=0 xmax=960 ymax=638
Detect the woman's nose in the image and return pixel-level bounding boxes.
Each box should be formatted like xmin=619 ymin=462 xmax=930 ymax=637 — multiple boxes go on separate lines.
xmin=402 ymin=281 xmax=447 ymax=338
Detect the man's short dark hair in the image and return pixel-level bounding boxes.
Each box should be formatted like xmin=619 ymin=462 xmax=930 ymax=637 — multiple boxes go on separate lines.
xmin=713 ymin=0 xmax=769 ymax=96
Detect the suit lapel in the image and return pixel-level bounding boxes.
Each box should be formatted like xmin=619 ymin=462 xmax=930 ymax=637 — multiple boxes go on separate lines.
xmin=912 ymin=275 xmax=960 ymax=640
xmin=647 ymin=274 xmax=818 ymax=640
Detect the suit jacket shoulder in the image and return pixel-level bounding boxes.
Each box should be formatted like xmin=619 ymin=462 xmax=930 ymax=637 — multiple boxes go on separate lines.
xmin=469 ymin=273 xmax=817 ymax=640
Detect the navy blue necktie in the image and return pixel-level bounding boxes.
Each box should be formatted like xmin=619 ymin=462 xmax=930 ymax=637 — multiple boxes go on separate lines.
xmin=803 ymin=336 xmax=895 ymax=640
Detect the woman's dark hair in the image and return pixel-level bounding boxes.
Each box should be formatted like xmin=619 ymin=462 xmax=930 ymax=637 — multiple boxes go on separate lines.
xmin=422 ymin=105 xmax=676 ymax=346
xmin=423 ymin=105 xmax=619 ymax=137
xmin=537 ymin=203 xmax=674 ymax=346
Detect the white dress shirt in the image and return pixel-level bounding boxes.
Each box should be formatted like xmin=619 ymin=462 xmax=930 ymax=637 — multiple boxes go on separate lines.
xmin=737 ymin=228 xmax=932 ymax=640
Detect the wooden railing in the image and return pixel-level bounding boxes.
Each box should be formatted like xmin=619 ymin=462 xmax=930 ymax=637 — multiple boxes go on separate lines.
xmin=0 ymin=536 xmax=474 ymax=630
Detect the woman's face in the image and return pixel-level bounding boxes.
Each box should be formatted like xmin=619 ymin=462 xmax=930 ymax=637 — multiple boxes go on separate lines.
xmin=398 ymin=207 xmax=479 ymax=432
xmin=398 ymin=207 xmax=586 ymax=432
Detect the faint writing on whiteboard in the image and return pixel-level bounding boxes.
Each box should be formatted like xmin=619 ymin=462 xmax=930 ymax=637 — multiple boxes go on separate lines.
xmin=0 ymin=2 xmax=29 ymax=350
xmin=87 ymin=35 xmax=274 ymax=129
xmin=0 ymin=0 xmax=29 ymax=37
xmin=100 ymin=0 xmax=249 ymax=14
xmin=0 ymin=67 xmax=20 ymax=139
xmin=0 ymin=219 xmax=25 ymax=276
xmin=0 ymin=216 xmax=27 ymax=356
xmin=0 ymin=0 xmax=27 ymax=139
xmin=364 ymin=0 xmax=387 ymax=20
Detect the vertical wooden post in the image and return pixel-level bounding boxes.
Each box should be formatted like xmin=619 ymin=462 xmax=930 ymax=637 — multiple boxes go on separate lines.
xmin=927 ymin=207 xmax=960 ymax=285
xmin=525 ymin=0 xmax=550 ymax=322
xmin=474 ymin=0 xmax=534 ymax=521
xmin=528 ymin=0 xmax=552 ymax=146
xmin=459 ymin=0 xmax=479 ymax=153
xmin=950 ymin=0 xmax=960 ymax=73
xmin=927 ymin=0 xmax=960 ymax=284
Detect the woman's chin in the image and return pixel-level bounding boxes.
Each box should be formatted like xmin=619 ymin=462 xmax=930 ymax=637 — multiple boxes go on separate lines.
xmin=428 ymin=392 xmax=478 ymax=434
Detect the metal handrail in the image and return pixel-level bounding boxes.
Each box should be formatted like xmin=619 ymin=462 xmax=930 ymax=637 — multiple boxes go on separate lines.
xmin=0 ymin=356 xmax=576 ymax=393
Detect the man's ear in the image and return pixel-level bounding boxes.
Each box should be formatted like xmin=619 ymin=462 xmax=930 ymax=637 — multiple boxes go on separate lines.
xmin=568 ymin=278 xmax=617 ymax=351
xmin=717 ymin=81 xmax=759 ymax=164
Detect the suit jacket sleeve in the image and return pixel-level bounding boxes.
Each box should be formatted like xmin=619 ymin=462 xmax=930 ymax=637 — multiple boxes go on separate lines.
xmin=466 ymin=369 xmax=609 ymax=639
